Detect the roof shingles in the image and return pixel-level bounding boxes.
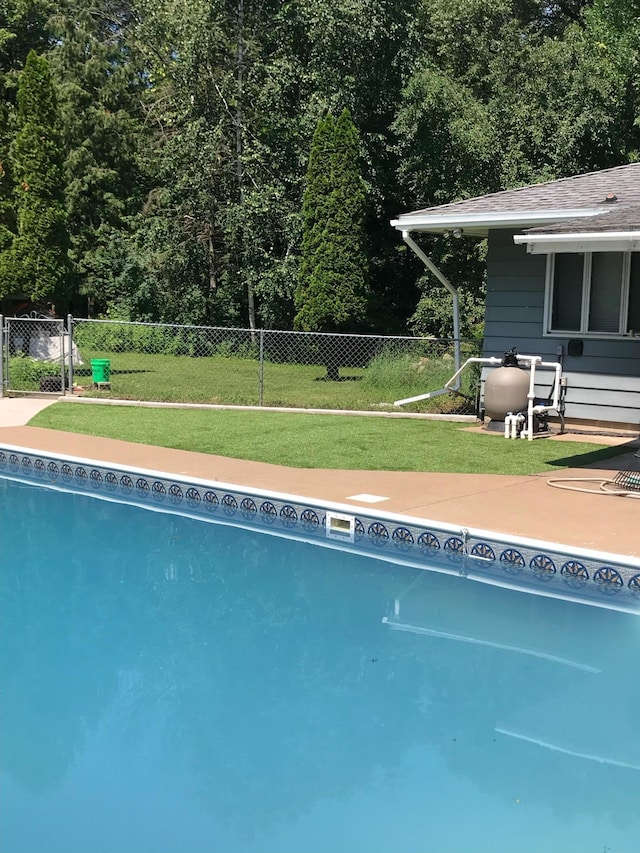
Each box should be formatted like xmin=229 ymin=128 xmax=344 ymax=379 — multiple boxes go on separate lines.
xmin=396 ymin=163 xmax=640 ymax=223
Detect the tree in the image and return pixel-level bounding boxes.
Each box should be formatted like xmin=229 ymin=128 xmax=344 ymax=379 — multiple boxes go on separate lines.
xmin=393 ymin=0 xmax=640 ymax=339
xmin=0 ymin=49 xmax=71 ymax=307
xmin=0 ymin=0 xmax=55 ymax=257
xmin=297 ymin=113 xmax=335 ymax=313
xmin=48 ymin=0 xmax=146 ymax=316
xmin=295 ymin=109 xmax=369 ymax=378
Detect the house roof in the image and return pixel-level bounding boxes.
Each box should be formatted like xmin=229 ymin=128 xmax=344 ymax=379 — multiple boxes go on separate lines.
xmin=523 ymin=203 xmax=640 ymax=235
xmin=391 ymin=163 xmax=640 ymax=237
xmin=513 ymin=201 xmax=640 ymax=253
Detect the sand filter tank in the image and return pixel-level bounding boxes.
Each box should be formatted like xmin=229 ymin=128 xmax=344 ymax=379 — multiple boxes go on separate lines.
xmin=483 ymin=349 xmax=530 ymax=426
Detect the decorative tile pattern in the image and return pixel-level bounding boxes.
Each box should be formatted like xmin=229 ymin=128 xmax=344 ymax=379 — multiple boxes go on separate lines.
xmin=186 ymin=487 xmax=201 ymax=508
xmin=392 ymin=526 xmax=414 ymax=551
xmin=203 ymin=490 xmax=218 ymax=511
xmin=241 ymin=497 xmax=257 ymax=520
xmin=280 ymin=505 xmax=298 ymax=528
xmin=560 ymin=560 xmax=589 ymax=586
xmin=260 ymin=501 xmax=278 ymax=524
xmin=471 ymin=543 xmax=495 ymax=561
xmin=168 ymin=484 xmax=183 ymax=503
xmin=301 ymin=508 xmax=320 ymax=531
xmin=222 ymin=494 xmax=238 ymax=516
xmin=418 ymin=532 xmax=440 ymax=553
xmin=444 ymin=536 xmax=465 ymax=557
xmin=594 ymin=567 xmax=623 ymax=592
xmin=1 ymin=446 xmax=639 ymax=613
xmin=368 ymin=521 xmax=390 ymax=547
xmin=529 ymin=554 xmax=556 ymax=579
xmin=499 ymin=548 xmax=525 ymax=573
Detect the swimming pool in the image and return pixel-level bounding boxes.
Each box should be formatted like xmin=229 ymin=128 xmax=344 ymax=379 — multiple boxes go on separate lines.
xmin=1 ymin=466 xmax=639 ymax=853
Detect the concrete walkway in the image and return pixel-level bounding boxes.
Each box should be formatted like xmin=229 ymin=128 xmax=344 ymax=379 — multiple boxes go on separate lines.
xmin=1 ymin=395 xmax=638 ymax=559
xmin=0 ymin=395 xmax=58 ymax=426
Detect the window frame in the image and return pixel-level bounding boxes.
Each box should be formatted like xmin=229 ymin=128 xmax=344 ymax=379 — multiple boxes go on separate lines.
xmin=544 ymin=251 xmax=636 ymax=338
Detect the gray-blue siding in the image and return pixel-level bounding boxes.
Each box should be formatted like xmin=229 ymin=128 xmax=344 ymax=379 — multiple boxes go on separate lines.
xmin=483 ymin=229 xmax=640 ymax=426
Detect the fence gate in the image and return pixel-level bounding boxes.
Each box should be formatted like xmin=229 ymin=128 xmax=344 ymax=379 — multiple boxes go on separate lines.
xmin=1 ymin=315 xmax=68 ymax=396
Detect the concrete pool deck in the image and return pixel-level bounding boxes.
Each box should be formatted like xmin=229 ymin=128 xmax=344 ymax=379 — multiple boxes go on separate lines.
xmin=1 ymin=396 xmax=639 ymax=558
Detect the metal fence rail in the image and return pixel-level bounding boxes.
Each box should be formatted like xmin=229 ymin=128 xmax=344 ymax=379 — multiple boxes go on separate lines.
xmin=69 ymin=319 xmax=482 ymax=414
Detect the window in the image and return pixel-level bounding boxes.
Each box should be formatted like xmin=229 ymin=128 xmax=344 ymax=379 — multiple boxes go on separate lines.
xmin=546 ymin=252 xmax=640 ymax=337
xmin=629 ymin=253 xmax=640 ymax=334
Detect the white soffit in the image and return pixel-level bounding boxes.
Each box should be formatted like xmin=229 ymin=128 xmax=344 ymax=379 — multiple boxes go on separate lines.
xmin=390 ymin=207 xmax=604 ymax=236
xmin=514 ymin=232 xmax=640 ymax=254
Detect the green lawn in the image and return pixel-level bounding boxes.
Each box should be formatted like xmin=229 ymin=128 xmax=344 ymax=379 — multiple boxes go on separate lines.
xmin=29 ymin=403 xmax=624 ymax=475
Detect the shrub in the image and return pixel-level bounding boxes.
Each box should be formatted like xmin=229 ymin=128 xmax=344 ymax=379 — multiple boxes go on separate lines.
xmin=361 ymin=347 xmax=481 ymax=412
xmin=8 ymin=354 xmax=65 ymax=389
xmin=361 ymin=351 xmax=455 ymax=396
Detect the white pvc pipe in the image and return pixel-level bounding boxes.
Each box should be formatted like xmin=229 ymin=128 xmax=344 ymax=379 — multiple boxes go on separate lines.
xmin=444 ymin=356 xmax=502 ymax=391
xmin=518 ymin=358 xmax=562 ymax=439
xmin=393 ymin=387 xmax=452 ymax=407
xmin=538 ymin=361 xmax=562 ymax=411
xmin=394 ymin=350 xmax=564 ymax=443
xmin=394 ymin=356 xmax=501 ymax=407
xmin=526 ymin=359 xmax=537 ymax=440
xmin=506 ymin=413 xmax=525 ymax=439
xmin=495 ymin=355 xmax=563 ymax=440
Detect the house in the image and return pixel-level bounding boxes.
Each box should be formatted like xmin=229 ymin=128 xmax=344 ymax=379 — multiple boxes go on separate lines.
xmin=391 ymin=164 xmax=640 ymax=431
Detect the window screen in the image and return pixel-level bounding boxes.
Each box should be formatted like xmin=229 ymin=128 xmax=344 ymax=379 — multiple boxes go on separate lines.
xmin=588 ymin=252 xmax=623 ymax=333
xmin=551 ymin=253 xmax=583 ymax=330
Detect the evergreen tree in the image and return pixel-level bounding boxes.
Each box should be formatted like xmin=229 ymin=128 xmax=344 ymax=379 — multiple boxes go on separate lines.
xmin=49 ymin=1 xmax=145 ymax=315
xmin=295 ymin=109 xmax=369 ymax=377
xmin=0 ymin=0 xmax=55 ymax=256
xmin=296 ymin=113 xmax=335 ymax=320
xmin=0 ymin=49 xmax=71 ymax=307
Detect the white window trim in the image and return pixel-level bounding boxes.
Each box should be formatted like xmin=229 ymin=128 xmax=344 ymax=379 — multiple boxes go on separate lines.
xmin=544 ymin=251 xmax=637 ymax=339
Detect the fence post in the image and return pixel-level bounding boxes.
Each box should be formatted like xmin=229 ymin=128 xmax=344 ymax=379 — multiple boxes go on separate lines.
xmin=67 ymin=314 xmax=74 ymax=392
xmin=258 ymin=329 xmax=264 ymax=406
xmin=0 ymin=314 xmax=4 ymax=398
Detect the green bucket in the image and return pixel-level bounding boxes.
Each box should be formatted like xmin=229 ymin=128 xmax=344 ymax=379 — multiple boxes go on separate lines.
xmin=91 ymin=359 xmax=111 ymax=384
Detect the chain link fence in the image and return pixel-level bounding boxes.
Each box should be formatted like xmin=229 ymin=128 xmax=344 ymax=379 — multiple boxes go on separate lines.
xmin=68 ymin=319 xmax=482 ymax=414
xmin=1 ymin=316 xmax=69 ymax=394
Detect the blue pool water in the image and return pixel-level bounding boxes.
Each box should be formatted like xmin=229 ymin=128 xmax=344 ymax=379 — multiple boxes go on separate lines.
xmin=1 ymin=476 xmax=639 ymax=853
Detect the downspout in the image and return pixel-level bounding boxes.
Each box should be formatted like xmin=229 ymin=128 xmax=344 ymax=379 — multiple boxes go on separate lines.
xmin=402 ymin=231 xmax=461 ymax=384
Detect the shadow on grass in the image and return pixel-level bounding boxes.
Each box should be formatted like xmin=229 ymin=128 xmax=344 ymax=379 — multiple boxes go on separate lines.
xmin=74 ymin=368 xmax=152 ymax=376
xmin=547 ymin=444 xmax=634 ymax=471
xmin=313 ymin=375 xmax=362 ymax=383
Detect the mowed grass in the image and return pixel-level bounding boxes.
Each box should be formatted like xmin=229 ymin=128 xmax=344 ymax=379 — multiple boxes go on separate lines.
xmin=29 ymin=403 xmax=624 ymax=475
xmin=71 ymin=349 xmax=475 ymax=413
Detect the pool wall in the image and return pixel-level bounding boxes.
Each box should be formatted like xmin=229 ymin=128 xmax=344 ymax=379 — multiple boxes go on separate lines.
xmin=2 ymin=444 xmax=639 ymax=614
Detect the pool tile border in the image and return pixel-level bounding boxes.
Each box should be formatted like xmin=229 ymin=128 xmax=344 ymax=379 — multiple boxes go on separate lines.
xmin=2 ymin=445 xmax=639 ymax=614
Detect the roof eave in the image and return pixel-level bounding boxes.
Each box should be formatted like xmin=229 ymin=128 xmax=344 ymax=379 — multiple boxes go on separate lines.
xmin=514 ymin=231 xmax=640 ymax=254
xmin=390 ymin=207 xmax=606 ymax=237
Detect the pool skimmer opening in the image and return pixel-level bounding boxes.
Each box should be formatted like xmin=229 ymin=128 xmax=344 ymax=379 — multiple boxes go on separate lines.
xmin=326 ymin=511 xmax=355 ymax=542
